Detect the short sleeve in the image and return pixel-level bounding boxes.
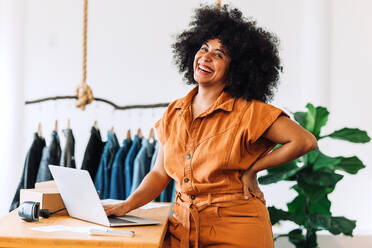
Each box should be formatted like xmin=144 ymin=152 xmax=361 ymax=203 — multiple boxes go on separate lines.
xmin=155 ymin=115 xmax=166 ymax=145
xmin=154 ymin=100 xmax=178 ymax=145
xmin=244 ymin=100 xmax=289 ymax=144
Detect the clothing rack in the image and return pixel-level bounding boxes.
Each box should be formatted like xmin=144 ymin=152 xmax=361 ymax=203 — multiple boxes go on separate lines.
xmin=25 ymin=96 xmax=169 ymax=110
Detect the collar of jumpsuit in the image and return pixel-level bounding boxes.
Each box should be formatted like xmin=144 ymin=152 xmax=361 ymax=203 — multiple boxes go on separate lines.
xmin=156 ymin=86 xmax=286 ymax=248
xmin=174 ymin=86 xmax=235 ymax=114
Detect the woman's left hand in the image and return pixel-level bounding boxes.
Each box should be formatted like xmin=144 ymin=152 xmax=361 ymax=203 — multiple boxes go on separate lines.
xmin=240 ymin=169 xmax=264 ymax=201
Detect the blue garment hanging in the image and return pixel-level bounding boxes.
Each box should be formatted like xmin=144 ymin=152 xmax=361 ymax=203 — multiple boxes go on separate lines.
xmin=94 ymin=131 xmax=119 ymax=199
xmin=109 ymin=138 xmax=132 ymax=200
xmin=124 ymin=135 xmax=142 ymax=199
xmin=160 ymin=179 xmax=175 ymax=202
xmin=130 ymin=138 xmax=155 ymax=194
xmin=149 ymin=142 xmax=175 ymax=202
xmin=150 ymin=142 xmax=162 ymax=202
xmin=150 ymin=142 xmax=159 ymax=170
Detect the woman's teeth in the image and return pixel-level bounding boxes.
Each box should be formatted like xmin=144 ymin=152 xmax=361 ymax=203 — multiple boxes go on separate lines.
xmin=199 ymin=66 xmax=212 ymax=73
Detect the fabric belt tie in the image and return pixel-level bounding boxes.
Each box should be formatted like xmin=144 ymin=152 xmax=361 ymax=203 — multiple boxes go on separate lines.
xmin=175 ymin=191 xmax=259 ymax=248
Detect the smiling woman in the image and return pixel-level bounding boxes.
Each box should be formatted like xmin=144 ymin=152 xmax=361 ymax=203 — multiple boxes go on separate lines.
xmin=103 ymin=4 xmax=317 ymax=248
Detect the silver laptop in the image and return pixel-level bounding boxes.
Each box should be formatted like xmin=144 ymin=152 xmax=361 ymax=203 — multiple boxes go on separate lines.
xmin=48 ymin=165 xmax=160 ymax=227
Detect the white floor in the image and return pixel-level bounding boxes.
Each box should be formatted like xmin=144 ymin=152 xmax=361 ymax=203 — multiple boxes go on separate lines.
xmin=274 ymin=235 xmax=372 ymax=248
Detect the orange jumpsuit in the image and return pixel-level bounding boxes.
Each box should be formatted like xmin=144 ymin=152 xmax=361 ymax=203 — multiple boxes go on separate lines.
xmin=155 ymin=86 xmax=288 ymax=248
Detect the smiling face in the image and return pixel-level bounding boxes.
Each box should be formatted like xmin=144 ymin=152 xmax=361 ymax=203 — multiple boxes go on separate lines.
xmin=193 ymin=38 xmax=231 ymax=87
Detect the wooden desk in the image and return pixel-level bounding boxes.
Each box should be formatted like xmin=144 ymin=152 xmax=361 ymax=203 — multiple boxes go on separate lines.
xmin=0 ymin=203 xmax=172 ymax=248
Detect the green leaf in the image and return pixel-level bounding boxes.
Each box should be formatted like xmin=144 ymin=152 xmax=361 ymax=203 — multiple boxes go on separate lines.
xmin=313 ymin=152 xmax=342 ymax=171
xmin=305 ymin=104 xmax=330 ymax=138
xmin=326 ymin=128 xmax=371 ymax=143
xmin=335 ymin=156 xmax=366 ymax=174
xmin=294 ymin=112 xmax=307 ymax=128
xmin=305 ymin=149 xmax=320 ymax=165
xmin=328 ymin=216 xmax=356 ymax=236
xmin=308 ymin=213 xmax=331 ymax=230
xmin=293 ymin=183 xmax=329 ymax=201
xmin=288 ymin=229 xmax=306 ymax=246
xmin=259 ymin=161 xmax=301 ymax=185
xmin=287 ymin=195 xmax=306 ymax=225
xmin=309 ymin=195 xmax=331 ymax=216
xmin=267 ymin=160 xmax=297 ymax=173
xmin=298 ymin=171 xmax=343 ymax=187
xmin=305 ymin=103 xmax=316 ymax=132
xmin=268 ymin=206 xmax=295 ymax=225
xmin=314 ymin=107 xmax=329 ymax=138
xmin=325 ymin=186 xmax=335 ymax=194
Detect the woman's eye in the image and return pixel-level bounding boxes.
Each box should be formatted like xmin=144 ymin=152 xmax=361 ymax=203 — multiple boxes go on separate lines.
xmin=215 ymin=53 xmax=223 ymax=58
xmin=201 ymin=47 xmax=208 ymax=52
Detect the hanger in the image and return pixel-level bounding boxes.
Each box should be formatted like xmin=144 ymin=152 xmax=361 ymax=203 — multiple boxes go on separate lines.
xmin=37 ymin=123 xmax=42 ymax=137
xmin=93 ymin=120 xmax=98 ymax=130
xmin=54 ymin=120 xmax=58 ymax=131
xmin=126 ymin=129 xmax=131 ymax=140
xmin=137 ymin=128 xmax=142 ymax=138
xmin=110 ymin=126 xmax=115 ymax=134
xmin=67 ymin=118 xmax=71 ymax=129
xmin=148 ymin=128 xmax=154 ymax=140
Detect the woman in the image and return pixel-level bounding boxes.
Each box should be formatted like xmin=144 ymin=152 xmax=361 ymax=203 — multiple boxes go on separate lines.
xmin=104 ymin=5 xmax=317 ymax=248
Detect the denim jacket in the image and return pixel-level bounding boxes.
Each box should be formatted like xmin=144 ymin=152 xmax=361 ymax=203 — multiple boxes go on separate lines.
xmin=130 ymin=138 xmax=155 ymax=194
xmin=94 ymin=131 xmax=119 ymax=199
xmin=124 ymin=135 xmax=142 ymax=199
xmin=150 ymin=142 xmax=175 ymax=202
xmin=109 ymin=138 xmax=132 ymax=200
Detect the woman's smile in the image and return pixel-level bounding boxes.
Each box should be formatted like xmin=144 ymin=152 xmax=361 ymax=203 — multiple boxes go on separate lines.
xmin=193 ymin=38 xmax=231 ymax=86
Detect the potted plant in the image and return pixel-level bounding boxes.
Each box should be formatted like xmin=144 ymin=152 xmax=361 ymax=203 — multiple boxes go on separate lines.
xmin=258 ymin=103 xmax=371 ymax=248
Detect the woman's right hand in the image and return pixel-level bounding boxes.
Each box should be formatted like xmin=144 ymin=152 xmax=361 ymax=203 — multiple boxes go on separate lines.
xmin=103 ymin=202 xmax=130 ymax=216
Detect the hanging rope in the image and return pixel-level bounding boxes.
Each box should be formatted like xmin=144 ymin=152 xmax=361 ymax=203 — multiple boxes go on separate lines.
xmin=217 ymin=0 xmax=221 ymax=10
xmin=75 ymin=0 xmax=94 ymax=110
xmin=82 ymin=0 xmax=88 ymax=85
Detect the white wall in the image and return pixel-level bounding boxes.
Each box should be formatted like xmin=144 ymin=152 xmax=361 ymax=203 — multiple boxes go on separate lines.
xmin=0 ymin=0 xmax=26 ymax=216
xmin=0 ymin=0 xmax=371 ymax=246
xmin=326 ymin=0 xmax=372 ymax=236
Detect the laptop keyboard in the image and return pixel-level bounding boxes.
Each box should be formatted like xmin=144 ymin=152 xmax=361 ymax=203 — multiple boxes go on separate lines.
xmin=108 ymin=216 xmax=136 ymax=224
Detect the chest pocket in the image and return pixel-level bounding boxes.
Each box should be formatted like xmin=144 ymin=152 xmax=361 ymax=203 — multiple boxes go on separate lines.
xmin=163 ymin=109 xmax=241 ymax=183
xmin=191 ymin=124 xmax=239 ymax=183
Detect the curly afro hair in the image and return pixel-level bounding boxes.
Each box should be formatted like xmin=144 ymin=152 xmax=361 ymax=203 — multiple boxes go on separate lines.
xmin=172 ymin=4 xmax=281 ymax=103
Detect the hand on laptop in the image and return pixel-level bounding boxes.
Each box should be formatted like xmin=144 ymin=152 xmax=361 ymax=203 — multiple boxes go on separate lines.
xmin=103 ymin=202 xmax=130 ymax=216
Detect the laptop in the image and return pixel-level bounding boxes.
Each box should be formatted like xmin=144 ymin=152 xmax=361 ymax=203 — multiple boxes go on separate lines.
xmin=48 ymin=165 xmax=160 ymax=227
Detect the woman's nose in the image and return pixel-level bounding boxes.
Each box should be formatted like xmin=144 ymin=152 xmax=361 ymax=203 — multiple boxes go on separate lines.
xmin=200 ymin=52 xmax=212 ymax=62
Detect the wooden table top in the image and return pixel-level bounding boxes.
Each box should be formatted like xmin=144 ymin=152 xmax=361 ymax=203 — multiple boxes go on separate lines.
xmin=0 ymin=203 xmax=172 ymax=248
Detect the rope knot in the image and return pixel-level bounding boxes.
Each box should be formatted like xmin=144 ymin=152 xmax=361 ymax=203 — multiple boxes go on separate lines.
xmin=75 ymin=82 xmax=94 ymax=110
